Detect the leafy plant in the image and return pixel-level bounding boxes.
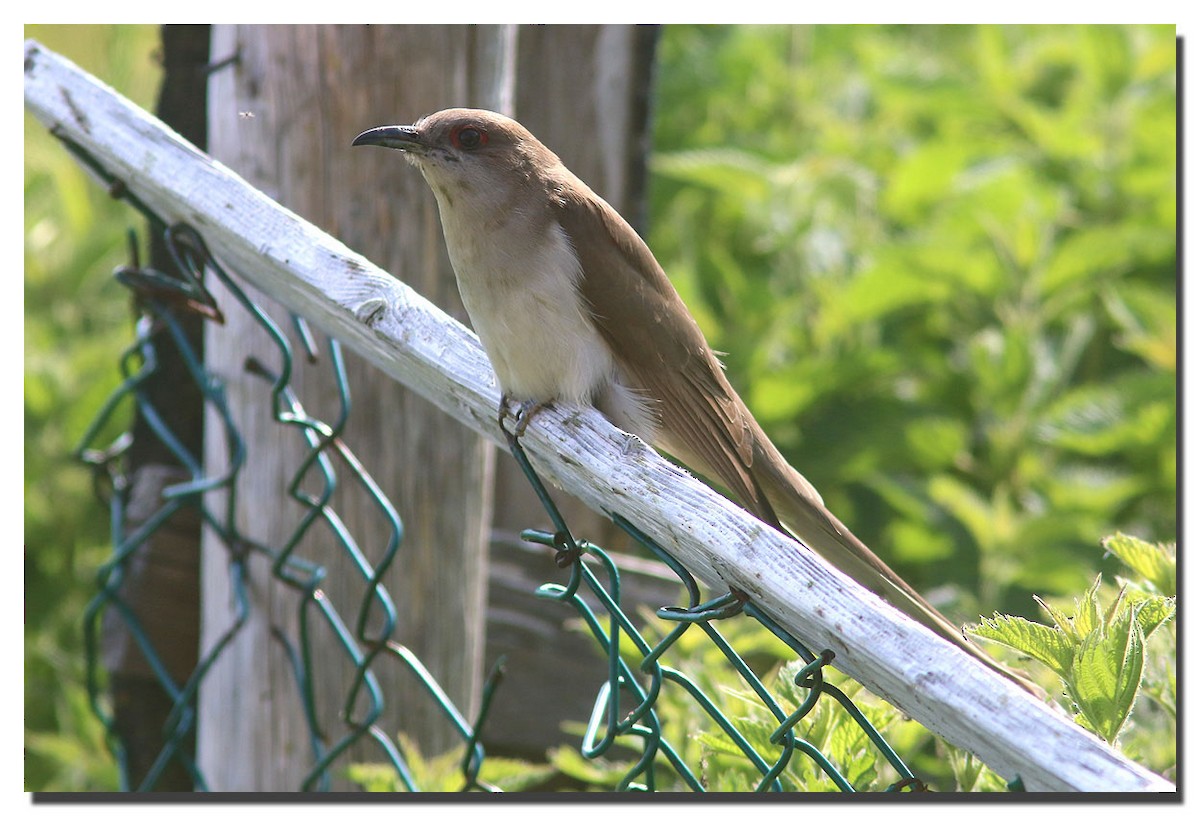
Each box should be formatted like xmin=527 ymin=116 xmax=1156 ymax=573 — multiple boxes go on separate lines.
xmin=968 ymin=533 xmax=1175 ymax=759
xmin=537 ymin=529 xmax=1176 ymax=792
xmin=651 ymin=25 xmax=1176 ymax=620
xmin=540 ymin=609 xmax=997 ymax=792
xmin=24 ymin=23 xmax=163 ymax=792
xmin=346 ymin=733 xmax=556 ymax=792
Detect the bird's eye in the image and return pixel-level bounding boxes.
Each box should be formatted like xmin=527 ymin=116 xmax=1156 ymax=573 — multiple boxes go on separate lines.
xmin=453 ymin=126 xmax=487 ymax=150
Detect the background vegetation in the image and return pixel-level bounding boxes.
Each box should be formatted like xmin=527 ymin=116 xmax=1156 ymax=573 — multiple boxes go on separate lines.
xmin=25 ymin=24 xmax=162 ymax=791
xmin=24 ymin=24 xmax=1175 ymax=791
xmin=651 ymin=25 xmax=1176 ymax=619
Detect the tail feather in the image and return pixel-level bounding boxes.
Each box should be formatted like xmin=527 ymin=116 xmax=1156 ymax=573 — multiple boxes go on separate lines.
xmin=752 ymin=440 xmax=1042 ymax=697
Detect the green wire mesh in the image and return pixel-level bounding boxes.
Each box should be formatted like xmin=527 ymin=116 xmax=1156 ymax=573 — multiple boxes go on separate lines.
xmin=77 ymin=221 xmax=498 ymax=792
xmin=65 ymin=135 xmax=925 ymax=793
xmin=506 ymin=453 xmax=920 ymax=793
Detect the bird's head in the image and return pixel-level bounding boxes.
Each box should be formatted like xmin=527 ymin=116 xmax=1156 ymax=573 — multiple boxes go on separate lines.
xmin=353 ymin=108 xmax=560 ymax=206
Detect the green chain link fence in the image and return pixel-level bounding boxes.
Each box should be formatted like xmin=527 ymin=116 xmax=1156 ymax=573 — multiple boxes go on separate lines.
xmin=69 ymin=173 xmax=927 ymax=792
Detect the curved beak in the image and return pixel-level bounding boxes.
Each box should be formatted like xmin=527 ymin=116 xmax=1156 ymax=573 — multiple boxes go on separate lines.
xmin=352 ymin=125 xmax=425 ymax=152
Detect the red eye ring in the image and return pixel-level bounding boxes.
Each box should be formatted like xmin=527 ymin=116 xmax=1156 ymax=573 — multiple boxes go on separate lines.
xmin=452 ymin=125 xmax=488 ymax=150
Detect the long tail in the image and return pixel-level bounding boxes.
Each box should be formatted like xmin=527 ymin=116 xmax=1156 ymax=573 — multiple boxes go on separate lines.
xmin=750 ymin=436 xmax=1041 ymax=697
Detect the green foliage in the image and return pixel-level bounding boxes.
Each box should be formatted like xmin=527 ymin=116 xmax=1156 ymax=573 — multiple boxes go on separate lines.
xmin=1104 ymin=531 xmax=1176 ymax=597
xmin=24 ymin=23 xmax=163 ymax=791
xmin=547 ymin=743 xmax=637 ymax=790
xmin=345 ymin=542 xmax=1180 ymax=794
xmin=346 ymin=734 xmax=556 ymax=792
xmin=946 ymin=748 xmax=1008 ymax=794
xmin=651 ymin=25 xmax=1176 ymax=620
xmin=23 ymin=677 xmax=121 ymax=792
xmin=543 ymin=612 xmax=1019 ymax=792
xmin=968 ymin=533 xmax=1175 ymax=768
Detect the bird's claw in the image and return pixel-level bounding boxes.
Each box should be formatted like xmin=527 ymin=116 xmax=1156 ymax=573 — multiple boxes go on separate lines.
xmin=498 ymin=395 xmax=548 ymax=441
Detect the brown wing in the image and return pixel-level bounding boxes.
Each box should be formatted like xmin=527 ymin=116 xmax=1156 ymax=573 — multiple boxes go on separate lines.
xmin=555 ymin=184 xmax=1040 ymax=694
xmin=555 ymin=186 xmax=781 ymax=520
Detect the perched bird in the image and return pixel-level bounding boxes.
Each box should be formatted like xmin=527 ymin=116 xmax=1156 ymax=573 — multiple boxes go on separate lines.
xmin=353 ymin=108 xmax=1035 ymax=694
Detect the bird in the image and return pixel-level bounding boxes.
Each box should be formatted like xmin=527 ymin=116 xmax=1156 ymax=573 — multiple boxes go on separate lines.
xmin=353 ymin=108 xmax=1037 ymax=695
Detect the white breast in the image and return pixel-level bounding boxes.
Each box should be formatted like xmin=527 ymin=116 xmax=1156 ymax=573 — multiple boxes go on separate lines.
xmin=424 ymin=172 xmax=658 ymax=442
xmin=440 ymin=207 xmax=614 ymax=404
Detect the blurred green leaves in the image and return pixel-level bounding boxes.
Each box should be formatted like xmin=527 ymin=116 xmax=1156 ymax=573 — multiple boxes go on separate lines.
xmin=651 ymin=24 xmax=1176 ymax=617
xmin=346 ymin=734 xmax=557 ymax=792
xmin=24 ymin=24 xmax=163 ymax=791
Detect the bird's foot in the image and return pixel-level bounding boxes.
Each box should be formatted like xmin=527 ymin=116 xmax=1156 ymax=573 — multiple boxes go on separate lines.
xmin=498 ymin=395 xmax=550 ymax=441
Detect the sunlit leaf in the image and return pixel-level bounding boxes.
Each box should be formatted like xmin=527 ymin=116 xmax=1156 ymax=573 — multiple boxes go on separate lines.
xmin=692 ymin=729 xmax=746 ymax=759
xmin=1072 ymin=574 xmax=1105 ymax=640
xmin=345 ymin=763 xmax=407 ymax=792
xmin=1040 ymin=225 xmax=1143 ymax=296
xmin=949 ymin=747 xmax=1007 ymax=792
xmin=967 ymin=613 xmax=1074 ymax=677
xmin=881 ymin=139 xmax=973 ymax=223
xmin=818 ymin=252 xmax=953 ymax=334
xmin=546 ymin=745 xmax=629 ymax=788
xmin=1103 ymin=533 xmax=1176 ymax=597
xmin=1037 ymin=380 xmax=1174 ymax=457
xmin=900 ymin=415 xmax=969 ymax=471
xmin=1118 ymin=590 xmax=1177 ymax=640
xmin=1044 ymin=465 xmax=1146 ymax=515
xmin=1080 ymin=25 xmax=1135 ymax=98
xmin=1034 ymin=595 xmax=1078 ymax=642
xmin=1104 ymin=283 xmax=1177 ymax=373
xmin=888 ymin=519 xmax=956 ymax=564
xmin=1133 ymin=29 xmax=1177 ymax=81
xmin=1068 ymin=606 xmax=1144 ymax=744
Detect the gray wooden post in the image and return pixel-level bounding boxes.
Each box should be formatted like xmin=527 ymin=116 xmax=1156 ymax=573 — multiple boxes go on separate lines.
xmin=196 ymin=24 xmax=512 ymax=787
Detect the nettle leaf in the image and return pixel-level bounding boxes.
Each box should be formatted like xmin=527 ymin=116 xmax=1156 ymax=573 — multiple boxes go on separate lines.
xmin=1034 ymin=595 xmax=1079 ymax=642
xmin=967 ymin=614 xmax=1074 ymax=677
xmin=1117 ymin=584 xmax=1176 ymax=639
xmin=1101 ymin=583 xmax=1131 ymax=630
xmin=1044 ymin=464 xmax=1146 ymax=516
xmin=1072 ymin=574 xmax=1105 ymax=640
xmin=546 ymin=745 xmax=629 ymax=788
xmin=1040 ymin=224 xmax=1140 ymax=296
xmin=692 ymin=728 xmax=747 ymax=759
xmin=949 ymin=748 xmax=1008 ymax=793
xmin=902 ymin=415 xmax=970 ymax=472
xmin=818 ymin=250 xmax=954 ymax=333
xmin=1103 ymin=532 xmax=1176 ymax=597
xmin=927 ymin=475 xmax=995 ymax=550
xmin=827 ymin=718 xmax=878 ymax=791
xmin=1135 ymin=594 xmax=1177 ymax=639
xmin=736 ymin=718 xmax=790 ymax=762
xmin=880 ymin=138 xmax=973 ymax=224
xmin=346 ymin=762 xmax=405 ymax=792
xmin=477 ymin=756 xmax=558 ymax=792
xmin=889 ymin=519 xmax=957 ymax=564
xmin=1068 ymin=606 xmax=1145 ymax=744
